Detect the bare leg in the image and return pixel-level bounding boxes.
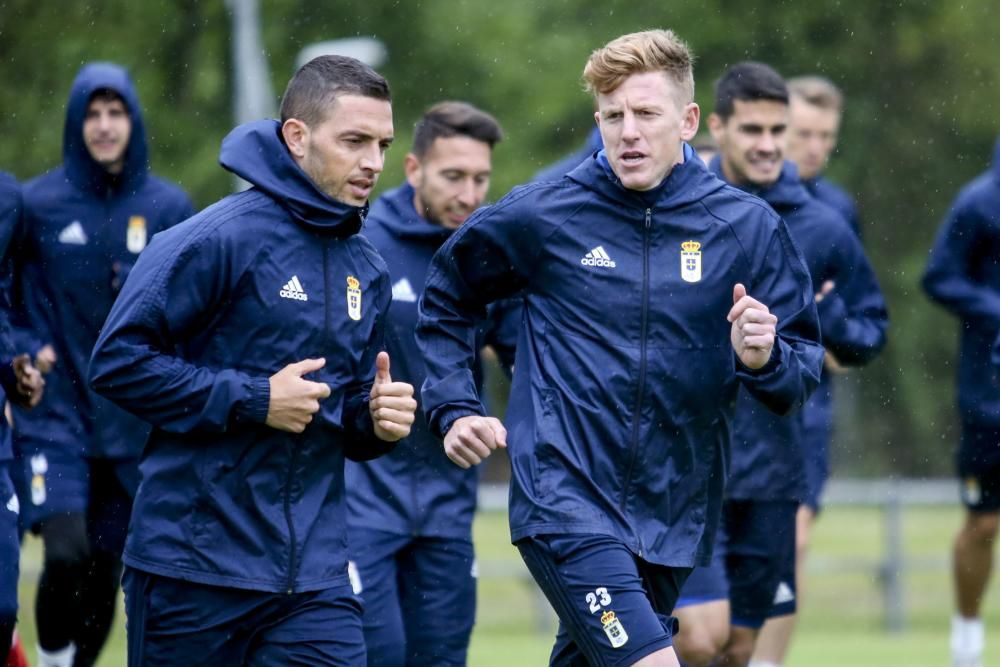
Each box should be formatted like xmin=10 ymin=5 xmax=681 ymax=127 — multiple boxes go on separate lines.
xmin=632 ymin=646 xmax=681 ymax=667
xmin=954 ymin=511 xmax=998 ymax=617
xmin=674 ymin=600 xmax=731 ymax=667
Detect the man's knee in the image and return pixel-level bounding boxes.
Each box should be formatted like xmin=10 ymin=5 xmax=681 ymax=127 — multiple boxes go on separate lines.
xmin=721 ymin=626 xmax=757 ymax=666
xmin=963 ymin=512 xmax=1000 ymax=545
xmin=675 ymin=628 xmax=724 ymax=667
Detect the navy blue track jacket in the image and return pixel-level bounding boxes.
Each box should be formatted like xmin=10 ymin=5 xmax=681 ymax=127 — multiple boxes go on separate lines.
xmin=416 ymin=148 xmax=824 ymax=567
xmin=7 ymin=63 xmax=193 ymax=461
xmin=0 ymin=173 xmax=21 ymax=461
xmin=89 ymin=119 xmax=396 ymax=593
xmin=804 ymin=176 xmax=861 ymax=238
xmin=923 ymin=138 xmax=1000 ymax=427
xmin=346 ymin=184 xmax=516 ymax=539
xmin=714 ymin=161 xmax=889 ymax=501
xmin=534 ymin=127 xmax=604 ymax=182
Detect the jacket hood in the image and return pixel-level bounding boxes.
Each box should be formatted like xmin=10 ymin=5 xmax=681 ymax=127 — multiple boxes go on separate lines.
xmin=63 ymin=62 xmax=148 ymax=192
xmin=567 ymin=142 xmax=726 ymax=210
xmin=369 ymin=183 xmax=453 ymax=244
xmin=220 ymin=119 xmax=367 ymax=235
xmin=709 ymin=158 xmax=811 ymax=210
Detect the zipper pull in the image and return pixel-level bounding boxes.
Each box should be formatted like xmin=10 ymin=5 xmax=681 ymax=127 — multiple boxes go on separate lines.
xmin=645 ymin=208 xmax=651 ymax=229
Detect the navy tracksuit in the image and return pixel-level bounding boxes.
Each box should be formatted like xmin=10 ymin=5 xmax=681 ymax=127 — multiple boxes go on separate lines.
xmin=345 ymin=184 xmax=515 ymax=666
xmin=803 ymin=175 xmax=861 ymax=238
xmin=417 ymin=147 xmax=823 ymax=663
xmin=708 ymin=160 xmax=888 ymax=626
xmin=90 ymin=119 xmax=397 ymax=665
xmin=8 ymin=63 xmax=193 ymax=532
xmin=0 ymin=173 xmax=23 ymax=656
xmin=923 ymin=138 xmax=1000 ymax=509
xmin=533 ymin=126 xmax=603 ymax=182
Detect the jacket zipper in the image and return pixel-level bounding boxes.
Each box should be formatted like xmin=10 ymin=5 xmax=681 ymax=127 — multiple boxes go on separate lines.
xmin=283 ymin=441 xmax=300 ymax=594
xmin=619 ymin=208 xmax=652 ymax=555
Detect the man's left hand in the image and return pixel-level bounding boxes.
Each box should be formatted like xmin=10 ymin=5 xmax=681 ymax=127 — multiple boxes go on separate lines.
xmin=728 ymin=283 xmax=777 ymax=370
xmin=369 ymin=352 xmax=416 ymax=442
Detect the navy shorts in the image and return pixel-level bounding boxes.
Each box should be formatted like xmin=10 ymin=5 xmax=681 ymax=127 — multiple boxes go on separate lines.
xmin=723 ymin=499 xmax=797 ymax=628
xmin=517 ymin=533 xmax=688 ymax=667
xmin=958 ymin=423 xmax=1000 ymax=512
xmin=123 ymin=568 xmax=365 ymax=666
xmin=350 ymin=529 xmax=476 ymax=667
xmin=0 ymin=463 xmax=19 ymax=620
xmin=675 ymin=522 xmax=728 ymax=608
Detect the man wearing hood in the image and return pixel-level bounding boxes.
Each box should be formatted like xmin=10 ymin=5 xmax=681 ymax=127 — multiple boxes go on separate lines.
xmin=697 ymin=62 xmax=888 ymax=667
xmin=345 ymin=101 xmax=513 ymax=666
xmin=416 ymin=31 xmax=824 ymax=667
xmin=923 ymin=136 xmax=1000 ymax=667
xmin=89 ymin=55 xmax=417 ymax=666
xmin=6 ymin=62 xmax=193 ymax=667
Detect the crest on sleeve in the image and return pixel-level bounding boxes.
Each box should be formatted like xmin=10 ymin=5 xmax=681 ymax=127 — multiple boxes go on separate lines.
xmin=347 ymin=276 xmax=362 ymax=321
xmin=127 ymin=215 xmax=147 ymax=253
xmin=680 ymin=240 xmax=702 ymax=283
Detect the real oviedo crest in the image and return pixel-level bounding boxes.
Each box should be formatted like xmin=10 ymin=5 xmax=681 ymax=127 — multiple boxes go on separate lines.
xmin=127 ymin=215 xmax=147 ymax=253
xmin=347 ymin=275 xmax=362 ymax=321
xmin=680 ymin=240 xmax=702 ymax=283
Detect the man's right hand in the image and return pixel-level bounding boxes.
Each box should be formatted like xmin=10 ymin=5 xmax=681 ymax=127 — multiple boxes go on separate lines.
xmin=266 ymin=358 xmax=331 ymax=433
xmin=444 ymin=415 xmax=507 ymax=469
xmin=12 ymin=354 xmax=44 ymax=408
xmin=35 ymin=344 xmax=57 ymax=374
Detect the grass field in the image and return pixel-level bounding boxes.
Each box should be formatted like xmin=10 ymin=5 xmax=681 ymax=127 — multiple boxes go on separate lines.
xmin=14 ymin=504 xmax=1000 ymax=666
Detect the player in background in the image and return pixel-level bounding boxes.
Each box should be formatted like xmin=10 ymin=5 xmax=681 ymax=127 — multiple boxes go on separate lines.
xmin=923 ymin=135 xmax=1000 ymax=667
xmin=345 ymin=100 xmax=514 ymax=666
xmin=702 ymin=62 xmax=888 ymax=667
xmin=416 ymin=30 xmax=823 ymax=667
xmin=0 ymin=173 xmax=45 ymax=665
xmin=6 ymin=62 xmax=193 ymax=667
xmin=752 ymin=73 xmax=867 ymax=667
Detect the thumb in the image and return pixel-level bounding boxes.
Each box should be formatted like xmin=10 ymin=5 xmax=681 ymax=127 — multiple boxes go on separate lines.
xmin=374 ymin=351 xmax=391 ymax=385
xmin=288 ymin=357 xmax=326 ymax=377
xmin=491 ymin=419 xmax=508 ymax=449
xmin=733 ymin=283 xmax=747 ymax=305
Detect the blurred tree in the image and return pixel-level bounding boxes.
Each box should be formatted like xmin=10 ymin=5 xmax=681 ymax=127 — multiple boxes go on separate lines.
xmin=0 ymin=0 xmax=997 ymax=476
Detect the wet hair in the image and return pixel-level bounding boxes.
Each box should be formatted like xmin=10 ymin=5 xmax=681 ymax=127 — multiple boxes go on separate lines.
xmin=713 ymin=61 xmax=788 ymax=120
xmin=411 ymin=101 xmax=503 ymax=158
xmin=787 ymin=75 xmax=843 ymax=113
xmin=582 ymin=29 xmax=695 ymax=103
xmin=279 ymin=55 xmax=391 ymax=127
xmin=88 ymin=88 xmax=127 ymax=109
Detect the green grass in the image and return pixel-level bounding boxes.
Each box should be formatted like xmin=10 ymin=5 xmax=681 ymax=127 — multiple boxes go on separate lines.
xmin=13 ymin=505 xmax=1000 ymax=666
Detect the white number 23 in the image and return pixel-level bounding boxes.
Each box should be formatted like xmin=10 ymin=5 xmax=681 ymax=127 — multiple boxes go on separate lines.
xmin=585 ymin=587 xmax=612 ymax=613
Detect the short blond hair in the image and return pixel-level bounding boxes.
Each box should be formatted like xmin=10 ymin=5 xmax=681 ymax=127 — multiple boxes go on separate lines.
xmin=787 ymin=75 xmax=843 ymax=112
xmin=583 ymin=29 xmax=695 ymax=102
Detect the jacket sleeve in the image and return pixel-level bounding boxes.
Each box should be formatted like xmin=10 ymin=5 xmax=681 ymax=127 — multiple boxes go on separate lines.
xmin=0 ymin=181 xmax=21 ymax=398
xmin=922 ymin=196 xmax=1000 ymax=327
xmin=482 ymin=297 xmax=521 ymax=379
xmin=737 ymin=217 xmax=824 ymax=415
xmin=417 ymin=193 xmax=541 ymax=438
xmin=343 ymin=268 xmax=398 ymax=462
xmin=2 ymin=209 xmax=48 ymax=359
xmin=89 ymin=222 xmax=271 ymax=433
xmin=815 ymin=226 xmax=890 ymax=365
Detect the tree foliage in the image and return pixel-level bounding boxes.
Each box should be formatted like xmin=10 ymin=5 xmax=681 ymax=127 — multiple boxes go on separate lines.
xmin=1 ymin=0 xmax=998 ymax=475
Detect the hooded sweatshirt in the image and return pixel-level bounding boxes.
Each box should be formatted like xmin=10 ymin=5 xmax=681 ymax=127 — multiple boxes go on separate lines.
xmin=417 ymin=147 xmax=823 ymax=567
xmin=924 ymin=137 xmax=1000 ymax=428
xmin=712 ymin=160 xmax=889 ymax=501
xmin=346 ymin=183 xmax=517 ymax=539
xmin=89 ymin=119 xmax=396 ymax=593
xmin=9 ymin=63 xmax=193 ymax=463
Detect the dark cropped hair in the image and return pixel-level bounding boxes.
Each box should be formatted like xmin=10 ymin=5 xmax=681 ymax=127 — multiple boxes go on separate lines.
xmin=280 ymin=55 xmax=391 ymax=127
xmin=411 ymin=101 xmax=504 ymax=158
xmin=714 ymin=61 xmax=788 ymax=120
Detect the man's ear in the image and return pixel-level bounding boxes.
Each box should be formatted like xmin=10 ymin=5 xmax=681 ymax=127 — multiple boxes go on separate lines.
xmin=282 ymin=118 xmax=310 ymax=160
xmin=680 ymin=103 xmax=701 ymax=142
xmin=403 ymin=153 xmax=422 ymax=189
xmin=707 ymin=112 xmax=725 ymax=144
